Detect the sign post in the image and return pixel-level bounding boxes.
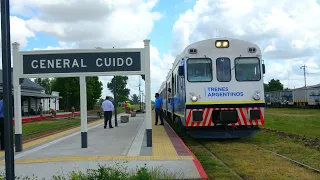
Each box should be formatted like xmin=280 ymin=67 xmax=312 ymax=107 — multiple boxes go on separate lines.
xmin=13 ymin=39 xmax=152 ymax=150
xmin=143 ymin=40 xmax=152 ymax=147
xmin=1 ymin=0 xmax=15 ymax=178
xmin=13 ymin=42 xmax=23 ymax=152
xmin=114 ymin=77 xmax=118 ymax=127
xmin=80 ymin=76 xmax=88 ymax=148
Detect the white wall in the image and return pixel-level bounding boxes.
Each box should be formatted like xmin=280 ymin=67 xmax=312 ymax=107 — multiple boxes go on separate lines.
xmin=41 ymin=91 xmax=60 ymax=111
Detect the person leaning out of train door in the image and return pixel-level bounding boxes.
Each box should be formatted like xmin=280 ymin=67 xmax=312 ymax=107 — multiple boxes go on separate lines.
xmin=0 ymin=98 xmax=4 ymax=150
xmin=154 ymin=93 xmax=164 ymax=125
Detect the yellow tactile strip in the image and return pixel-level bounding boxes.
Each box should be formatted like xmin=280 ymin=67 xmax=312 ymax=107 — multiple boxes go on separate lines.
xmin=0 ymin=155 xmax=194 ymax=165
xmin=0 ymin=112 xmax=194 ymax=164
xmin=152 ymin=113 xmax=180 ymax=157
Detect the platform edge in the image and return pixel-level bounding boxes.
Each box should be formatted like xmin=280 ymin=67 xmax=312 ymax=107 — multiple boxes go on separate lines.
xmin=164 ymin=120 xmax=208 ymax=180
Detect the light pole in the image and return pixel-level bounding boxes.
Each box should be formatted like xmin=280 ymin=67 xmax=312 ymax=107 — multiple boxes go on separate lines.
xmin=1 ymin=0 xmax=15 ymax=178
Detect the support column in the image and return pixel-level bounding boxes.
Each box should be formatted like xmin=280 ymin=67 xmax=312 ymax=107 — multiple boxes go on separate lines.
xmin=144 ymin=39 xmax=152 ymax=147
xmin=79 ymin=76 xmax=88 ymax=148
xmin=114 ymin=77 xmax=118 ymax=127
xmin=12 ymin=42 xmax=22 ymax=152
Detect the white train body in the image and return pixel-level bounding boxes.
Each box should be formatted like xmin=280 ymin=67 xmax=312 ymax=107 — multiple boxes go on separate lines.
xmin=159 ymin=38 xmax=266 ymax=139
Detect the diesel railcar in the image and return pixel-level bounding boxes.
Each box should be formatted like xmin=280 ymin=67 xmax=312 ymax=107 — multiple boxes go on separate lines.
xmin=158 ymin=38 xmax=266 ymax=139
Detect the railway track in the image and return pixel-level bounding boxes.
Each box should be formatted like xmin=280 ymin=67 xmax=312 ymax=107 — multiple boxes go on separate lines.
xmin=196 ymin=141 xmax=245 ymax=180
xmin=247 ymin=143 xmax=320 ymax=174
xmin=195 ymin=139 xmax=320 ymax=180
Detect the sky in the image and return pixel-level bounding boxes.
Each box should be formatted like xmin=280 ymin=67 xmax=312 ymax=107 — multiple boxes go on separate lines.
xmin=2 ymin=0 xmax=320 ymax=101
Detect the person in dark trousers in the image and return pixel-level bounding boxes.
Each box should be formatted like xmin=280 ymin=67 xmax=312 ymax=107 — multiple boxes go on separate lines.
xmin=0 ymin=98 xmax=4 ymax=150
xmin=154 ymin=93 xmax=164 ymax=125
xmin=101 ymin=96 xmax=114 ymax=129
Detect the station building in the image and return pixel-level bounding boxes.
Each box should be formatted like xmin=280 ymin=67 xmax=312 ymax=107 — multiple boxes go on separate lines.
xmin=0 ymin=69 xmax=61 ymax=117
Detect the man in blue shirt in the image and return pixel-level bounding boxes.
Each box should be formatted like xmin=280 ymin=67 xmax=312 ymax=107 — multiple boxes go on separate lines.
xmin=154 ymin=93 xmax=164 ymax=125
xmin=0 ymin=98 xmax=4 ymax=150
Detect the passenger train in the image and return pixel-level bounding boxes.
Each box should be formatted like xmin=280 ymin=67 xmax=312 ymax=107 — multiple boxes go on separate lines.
xmin=158 ymin=38 xmax=266 ymax=139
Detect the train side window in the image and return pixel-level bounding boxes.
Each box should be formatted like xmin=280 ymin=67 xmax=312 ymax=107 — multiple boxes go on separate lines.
xmin=216 ymin=58 xmax=231 ymax=82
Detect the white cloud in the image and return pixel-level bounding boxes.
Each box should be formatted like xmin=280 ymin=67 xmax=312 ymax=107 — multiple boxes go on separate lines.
xmin=0 ymin=16 xmax=35 ymax=69
xmin=171 ymin=0 xmax=320 ymax=89
xmin=17 ymin=0 xmax=161 ymax=49
xmin=10 ymin=0 xmax=320 ymax=103
xmin=12 ymin=0 xmax=165 ymax=101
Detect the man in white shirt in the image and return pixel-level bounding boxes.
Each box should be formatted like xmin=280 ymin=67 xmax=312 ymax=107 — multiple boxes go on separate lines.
xmin=101 ymin=96 xmax=114 ymax=129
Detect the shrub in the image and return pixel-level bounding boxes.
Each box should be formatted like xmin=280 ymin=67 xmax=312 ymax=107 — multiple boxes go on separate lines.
xmin=0 ymin=162 xmax=184 ymax=180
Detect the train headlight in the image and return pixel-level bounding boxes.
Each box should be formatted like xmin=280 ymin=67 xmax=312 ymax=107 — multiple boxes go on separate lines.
xmin=191 ymin=95 xmax=198 ymax=102
xmin=215 ymin=40 xmax=229 ymax=48
xmin=253 ymin=91 xmax=260 ymax=100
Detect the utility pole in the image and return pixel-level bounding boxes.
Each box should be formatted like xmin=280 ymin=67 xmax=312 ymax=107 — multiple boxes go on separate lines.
xmin=300 ymin=64 xmax=307 ymax=88
xmin=114 ymin=77 xmax=118 ymax=127
xmin=300 ymin=64 xmax=307 ymax=104
xmin=287 ymin=71 xmax=289 ymax=89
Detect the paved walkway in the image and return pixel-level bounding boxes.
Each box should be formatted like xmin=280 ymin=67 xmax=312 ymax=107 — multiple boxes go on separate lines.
xmin=0 ymin=113 xmax=206 ymax=179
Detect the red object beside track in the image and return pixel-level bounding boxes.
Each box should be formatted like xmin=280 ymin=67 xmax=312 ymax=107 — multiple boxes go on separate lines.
xmin=12 ymin=112 xmax=81 ymax=123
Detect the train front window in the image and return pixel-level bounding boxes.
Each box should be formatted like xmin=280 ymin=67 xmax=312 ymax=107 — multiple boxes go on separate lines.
xmin=235 ymin=57 xmax=261 ymax=81
xmin=216 ymin=58 xmax=231 ymax=82
xmin=187 ymin=58 xmax=212 ymax=82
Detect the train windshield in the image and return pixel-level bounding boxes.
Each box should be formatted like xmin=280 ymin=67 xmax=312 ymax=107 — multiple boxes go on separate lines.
xmin=187 ymin=58 xmax=212 ymax=82
xmin=235 ymin=57 xmax=261 ymax=81
xmin=216 ymin=58 xmax=231 ymax=82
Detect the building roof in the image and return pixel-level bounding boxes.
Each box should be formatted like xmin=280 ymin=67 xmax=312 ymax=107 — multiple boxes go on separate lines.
xmin=21 ymin=91 xmax=61 ymax=98
xmin=0 ymin=69 xmax=44 ymax=91
xmin=295 ymin=83 xmax=320 ymax=89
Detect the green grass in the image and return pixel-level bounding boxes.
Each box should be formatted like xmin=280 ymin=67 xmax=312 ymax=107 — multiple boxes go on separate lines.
xmin=183 ymin=137 xmax=239 ymax=180
xmin=13 ymin=107 xmax=128 ymax=142
xmin=0 ymin=163 xmax=183 ymax=180
xmin=241 ymin=131 xmax=320 ymax=170
xmin=264 ymin=108 xmax=320 ymax=138
xmin=201 ymin=140 xmax=320 ymax=180
xmin=166 ymin=117 xmax=238 ymax=180
xmin=164 ymin=109 xmax=320 ymax=180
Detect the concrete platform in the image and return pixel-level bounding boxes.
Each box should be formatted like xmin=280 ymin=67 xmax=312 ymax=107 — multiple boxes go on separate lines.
xmin=0 ymin=112 xmax=207 ymax=179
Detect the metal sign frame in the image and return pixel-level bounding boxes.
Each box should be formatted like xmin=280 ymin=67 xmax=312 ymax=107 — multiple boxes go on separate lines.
xmin=19 ymin=48 xmax=145 ymax=77
xmin=12 ymin=40 xmax=152 ymax=153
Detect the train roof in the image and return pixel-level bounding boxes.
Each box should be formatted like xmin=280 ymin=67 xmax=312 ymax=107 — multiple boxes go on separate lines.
xmin=159 ymin=37 xmax=262 ymax=92
xmin=181 ymin=37 xmax=260 ymax=54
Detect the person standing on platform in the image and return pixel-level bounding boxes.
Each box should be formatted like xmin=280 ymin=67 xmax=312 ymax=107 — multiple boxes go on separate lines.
xmin=71 ymin=106 xmax=75 ymax=118
xmin=101 ymin=96 xmax=114 ymax=129
xmin=0 ymin=98 xmax=4 ymax=150
xmin=154 ymin=93 xmax=164 ymax=125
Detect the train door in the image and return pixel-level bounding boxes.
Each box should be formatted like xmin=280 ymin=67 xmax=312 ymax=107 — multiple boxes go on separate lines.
xmin=178 ymin=73 xmax=185 ymax=115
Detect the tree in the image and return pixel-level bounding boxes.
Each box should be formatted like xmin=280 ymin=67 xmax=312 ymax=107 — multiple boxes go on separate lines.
xmin=264 ymin=79 xmax=284 ymax=92
xmin=51 ymin=77 xmax=103 ymax=111
xmin=107 ymin=76 xmax=130 ymax=103
xmin=34 ymin=78 xmax=53 ymax=94
xmin=131 ymin=94 xmax=139 ymax=104
xmin=264 ymin=83 xmax=269 ymax=92
xmin=86 ymin=77 xmax=103 ymax=110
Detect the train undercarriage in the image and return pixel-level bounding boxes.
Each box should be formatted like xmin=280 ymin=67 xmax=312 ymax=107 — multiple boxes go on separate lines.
xmin=162 ymin=110 xmax=260 ymax=139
